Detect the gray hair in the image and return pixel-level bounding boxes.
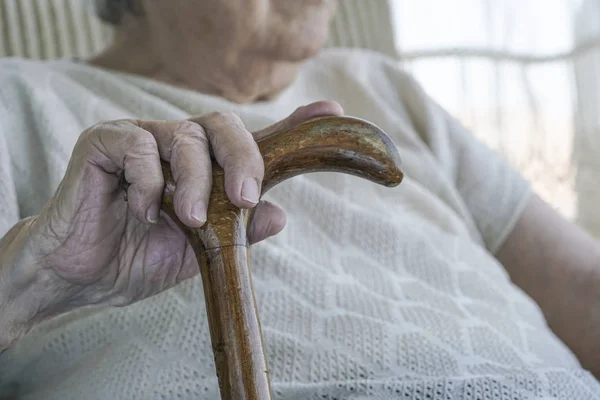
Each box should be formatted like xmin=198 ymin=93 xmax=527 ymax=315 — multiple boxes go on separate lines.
xmin=95 ymin=0 xmax=142 ymax=25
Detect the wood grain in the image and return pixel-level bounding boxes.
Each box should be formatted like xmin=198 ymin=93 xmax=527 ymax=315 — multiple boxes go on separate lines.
xmin=151 ymin=116 xmax=403 ymax=400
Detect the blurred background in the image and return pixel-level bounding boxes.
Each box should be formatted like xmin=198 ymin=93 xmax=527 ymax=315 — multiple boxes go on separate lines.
xmin=391 ymin=0 xmax=588 ymax=232
xmin=1 ymin=0 xmax=599 ymax=235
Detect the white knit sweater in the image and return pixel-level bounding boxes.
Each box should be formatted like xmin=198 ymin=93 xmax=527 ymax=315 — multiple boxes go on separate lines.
xmin=0 ymin=49 xmax=597 ymax=400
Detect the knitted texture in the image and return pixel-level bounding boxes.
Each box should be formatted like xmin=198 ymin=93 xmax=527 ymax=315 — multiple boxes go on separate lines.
xmin=0 ymin=49 xmax=598 ymax=400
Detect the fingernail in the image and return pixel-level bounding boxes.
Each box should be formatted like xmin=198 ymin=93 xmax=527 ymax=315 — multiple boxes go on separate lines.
xmin=146 ymin=204 xmax=159 ymax=224
xmin=191 ymin=202 xmax=207 ymax=224
xmin=241 ymin=178 xmax=260 ymax=205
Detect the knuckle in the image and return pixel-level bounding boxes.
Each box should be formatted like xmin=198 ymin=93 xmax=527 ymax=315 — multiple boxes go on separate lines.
xmin=172 ymin=121 xmax=208 ymax=145
xmin=197 ymin=111 xmax=254 ymax=144
xmin=171 ymin=127 xmax=210 ymax=163
xmin=199 ymin=111 xmax=247 ymax=137
xmin=130 ymin=132 xmax=158 ymax=156
xmin=86 ymin=119 xmax=134 ymax=136
xmin=174 ymin=119 xmax=202 ymax=134
xmin=77 ymin=119 xmax=135 ymax=147
xmin=202 ymin=110 xmax=240 ymax=124
xmin=77 ymin=123 xmax=104 ymax=145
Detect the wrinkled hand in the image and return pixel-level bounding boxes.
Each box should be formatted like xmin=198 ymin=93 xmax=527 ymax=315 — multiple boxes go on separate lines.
xmin=26 ymin=101 xmax=344 ymax=314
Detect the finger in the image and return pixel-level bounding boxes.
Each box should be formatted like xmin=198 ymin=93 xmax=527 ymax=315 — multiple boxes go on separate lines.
xmin=253 ymin=100 xmax=344 ymax=140
xmin=138 ymin=120 xmax=212 ymax=228
xmin=77 ymin=120 xmax=164 ymax=224
xmin=247 ymin=201 xmax=287 ymax=245
xmin=192 ymin=112 xmax=264 ymax=209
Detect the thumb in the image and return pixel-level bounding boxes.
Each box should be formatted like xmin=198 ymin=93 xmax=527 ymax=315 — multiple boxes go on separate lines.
xmin=253 ymin=100 xmax=344 ymax=140
xmin=247 ymin=200 xmax=287 ymax=245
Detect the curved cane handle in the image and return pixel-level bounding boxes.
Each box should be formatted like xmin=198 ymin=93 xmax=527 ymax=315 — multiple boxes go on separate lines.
xmin=156 ymin=116 xmax=403 ymax=400
xmin=259 ymin=116 xmax=403 ymax=192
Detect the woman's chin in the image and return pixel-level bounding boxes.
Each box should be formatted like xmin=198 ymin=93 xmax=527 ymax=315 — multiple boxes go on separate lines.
xmin=283 ymin=46 xmax=324 ymax=63
xmin=277 ymin=33 xmax=330 ymax=62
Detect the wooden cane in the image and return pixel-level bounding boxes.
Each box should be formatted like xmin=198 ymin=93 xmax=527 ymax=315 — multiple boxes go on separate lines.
xmin=153 ymin=116 xmax=403 ymax=400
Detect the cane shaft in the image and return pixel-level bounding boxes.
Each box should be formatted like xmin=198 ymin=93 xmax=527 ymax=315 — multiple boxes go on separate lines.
xmin=196 ymin=240 xmax=271 ymax=399
xmin=144 ymin=116 xmax=403 ymax=400
xmin=182 ymin=168 xmax=271 ymax=400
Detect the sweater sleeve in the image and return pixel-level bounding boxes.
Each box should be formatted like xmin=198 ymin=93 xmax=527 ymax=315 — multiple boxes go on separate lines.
xmin=395 ymin=72 xmax=532 ymax=254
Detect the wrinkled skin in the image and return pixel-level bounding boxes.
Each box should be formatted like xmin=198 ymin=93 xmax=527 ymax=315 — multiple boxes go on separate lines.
xmin=92 ymin=0 xmax=338 ymax=102
xmin=26 ymin=102 xmax=343 ymax=316
xmin=0 ymin=0 xmax=340 ymax=348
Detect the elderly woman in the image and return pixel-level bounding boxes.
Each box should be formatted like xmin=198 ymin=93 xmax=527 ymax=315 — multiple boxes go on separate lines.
xmin=0 ymin=0 xmax=599 ymax=399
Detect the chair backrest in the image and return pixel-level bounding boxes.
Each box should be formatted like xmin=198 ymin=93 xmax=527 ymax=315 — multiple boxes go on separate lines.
xmin=0 ymin=0 xmax=398 ymax=60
